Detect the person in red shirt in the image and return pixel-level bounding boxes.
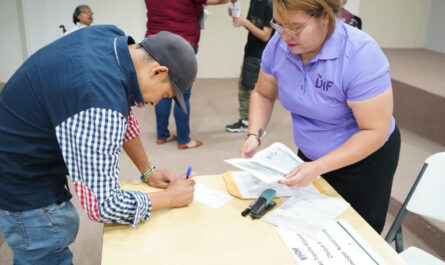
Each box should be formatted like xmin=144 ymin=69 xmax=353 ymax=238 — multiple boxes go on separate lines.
xmin=145 ymin=0 xmax=234 ymax=149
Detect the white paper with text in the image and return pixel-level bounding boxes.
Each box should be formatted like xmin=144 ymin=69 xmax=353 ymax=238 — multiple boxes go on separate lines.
xmin=276 ymin=220 xmax=386 ymax=265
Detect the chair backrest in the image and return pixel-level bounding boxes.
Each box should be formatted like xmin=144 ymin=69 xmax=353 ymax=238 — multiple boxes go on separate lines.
xmin=406 ymin=152 xmax=445 ymax=222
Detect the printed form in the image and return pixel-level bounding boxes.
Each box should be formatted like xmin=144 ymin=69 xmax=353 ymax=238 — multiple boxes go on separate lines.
xmin=231 ymin=171 xmax=318 ymax=198
xmin=225 ymin=142 xmax=304 ymax=183
xmin=263 ymin=189 xmax=349 ymax=237
xmin=276 ymin=220 xmax=386 ymax=265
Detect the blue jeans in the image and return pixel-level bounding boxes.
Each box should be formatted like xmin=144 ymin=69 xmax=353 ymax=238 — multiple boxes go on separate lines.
xmin=155 ymin=46 xmax=197 ymax=145
xmin=0 ymin=201 xmax=79 ymax=265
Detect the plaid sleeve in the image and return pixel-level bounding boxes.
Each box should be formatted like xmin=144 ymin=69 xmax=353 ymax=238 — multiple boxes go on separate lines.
xmin=123 ymin=108 xmax=140 ymax=142
xmin=55 ymin=107 xmax=151 ymax=227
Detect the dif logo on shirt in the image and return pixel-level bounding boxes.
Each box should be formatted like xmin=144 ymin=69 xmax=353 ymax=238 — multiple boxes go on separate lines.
xmin=315 ymin=74 xmax=333 ymax=91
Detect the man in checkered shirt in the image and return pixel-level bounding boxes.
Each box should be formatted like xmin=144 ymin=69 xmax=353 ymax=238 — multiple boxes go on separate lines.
xmin=0 ymin=26 xmax=197 ymax=264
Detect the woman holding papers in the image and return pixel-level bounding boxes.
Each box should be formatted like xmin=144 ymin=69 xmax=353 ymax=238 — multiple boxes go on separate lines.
xmin=240 ymin=0 xmax=400 ymax=234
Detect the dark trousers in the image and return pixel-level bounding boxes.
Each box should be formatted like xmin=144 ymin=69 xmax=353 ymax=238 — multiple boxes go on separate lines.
xmin=298 ymin=126 xmax=401 ymax=233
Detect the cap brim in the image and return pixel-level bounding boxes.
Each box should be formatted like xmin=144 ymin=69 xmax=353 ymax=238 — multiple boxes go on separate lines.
xmin=172 ymin=79 xmax=187 ymax=114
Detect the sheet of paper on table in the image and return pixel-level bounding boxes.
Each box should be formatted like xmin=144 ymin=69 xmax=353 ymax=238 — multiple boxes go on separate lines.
xmin=231 ymin=171 xmax=318 ymax=198
xmin=193 ymin=183 xmax=233 ymax=208
xmin=225 ymin=142 xmax=303 ymax=183
xmin=263 ymin=189 xmax=349 ymax=237
xmin=276 ymin=220 xmax=387 ymax=265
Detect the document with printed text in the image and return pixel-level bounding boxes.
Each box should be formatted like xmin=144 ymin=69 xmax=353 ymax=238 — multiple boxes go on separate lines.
xmin=231 ymin=171 xmax=318 ymax=198
xmin=276 ymin=220 xmax=387 ymax=265
xmin=225 ymin=142 xmax=303 ymax=183
xmin=263 ymin=189 xmax=349 ymax=237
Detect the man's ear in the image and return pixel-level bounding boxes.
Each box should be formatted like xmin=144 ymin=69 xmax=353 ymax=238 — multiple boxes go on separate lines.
xmin=150 ymin=66 xmax=169 ymax=79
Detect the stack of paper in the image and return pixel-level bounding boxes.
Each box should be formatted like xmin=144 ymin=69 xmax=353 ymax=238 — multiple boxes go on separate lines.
xmin=263 ymin=190 xmax=349 ymax=237
xmin=224 ymin=142 xmax=384 ymax=264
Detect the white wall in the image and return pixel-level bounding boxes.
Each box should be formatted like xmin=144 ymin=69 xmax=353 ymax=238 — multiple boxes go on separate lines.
xmin=3 ymin=0 xmax=443 ymax=84
xmin=197 ymin=4 xmax=249 ymax=78
xmin=423 ymin=0 xmax=445 ymax=53
xmin=21 ymin=0 xmax=82 ymax=56
xmin=85 ymin=0 xmax=146 ymax=43
xmin=84 ymin=0 xmax=245 ymax=78
xmin=359 ymin=0 xmax=429 ymax=48
xmin=0 ymin=0 xmax=26 ymax=83
xmin=343 ymin=0 xmax=361 ymax=15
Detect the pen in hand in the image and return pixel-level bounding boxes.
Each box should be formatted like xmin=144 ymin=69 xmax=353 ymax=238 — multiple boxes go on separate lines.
xmin=186 ymin=166 xmax=192 ymax=179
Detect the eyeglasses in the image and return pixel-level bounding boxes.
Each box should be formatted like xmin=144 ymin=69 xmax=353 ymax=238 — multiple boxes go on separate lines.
xmin=270 ymin=16 xmax=313 ymax=38
xmin=81 ymin=10 xmax=93 ymax=15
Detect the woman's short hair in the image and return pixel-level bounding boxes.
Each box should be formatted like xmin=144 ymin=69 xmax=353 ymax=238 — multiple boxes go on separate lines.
xmin=72 ymin=5 xmax=90 ymax=25
xmin=274 ymin=0 xmax=343 ymax=36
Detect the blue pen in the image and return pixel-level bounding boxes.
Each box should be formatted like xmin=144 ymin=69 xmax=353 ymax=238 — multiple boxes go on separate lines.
xmin=186 ymin=166 xmax=192 ymax=179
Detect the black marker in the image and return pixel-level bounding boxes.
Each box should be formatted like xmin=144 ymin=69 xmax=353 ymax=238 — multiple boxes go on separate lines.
xmin=241 ymin=200 xmax=257 ymax=217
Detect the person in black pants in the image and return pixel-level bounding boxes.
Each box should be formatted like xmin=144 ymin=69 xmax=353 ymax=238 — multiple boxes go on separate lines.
xmin=225 ymin=0 xmax=273 ymax=133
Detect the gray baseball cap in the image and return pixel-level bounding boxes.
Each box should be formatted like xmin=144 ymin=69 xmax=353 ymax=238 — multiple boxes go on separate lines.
xmin=140 ymin=31 xmax=197 ymax=114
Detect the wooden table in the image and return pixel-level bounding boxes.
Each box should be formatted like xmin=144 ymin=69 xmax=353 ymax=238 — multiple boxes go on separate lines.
xmin=101 ymin=173 xmax=406 ymax=265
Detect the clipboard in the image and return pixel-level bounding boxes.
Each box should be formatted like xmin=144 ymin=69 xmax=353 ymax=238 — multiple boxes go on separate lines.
xmin=222 ymin=171 xmax=327 ymax=199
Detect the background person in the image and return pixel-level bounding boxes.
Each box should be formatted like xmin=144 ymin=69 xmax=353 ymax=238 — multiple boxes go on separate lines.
xmin=240 ymin=0 xmax=401 ymax=233
xmin=65 ymin=5 xmax=94 ymax=35
xmin=225 ymin=0 xmax=274 ymax=133
xmin=0 ymin=26 xmax=197 ymax=264
xmin=145 ymin=0 xmax=234 ymax=149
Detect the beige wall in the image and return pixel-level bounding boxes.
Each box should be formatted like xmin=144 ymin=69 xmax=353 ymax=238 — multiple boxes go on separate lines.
xmin=359 ymin=0 xmax=429 ymax=48
xmin=0 ymin=0 xmax=27 ymax=83
xmin=197 ymin=4 xmax=249 ymax=78
xmin=424 ymin=0 xmax=445 ymax=53
xmin=2 ymin=0 xmax=440 ymax=83
xmin=343 ymin=0 xmax=361 ymax=15
xmin=85 ymin=0 xmax=247 ymax=78
xmin=85 ymin=0 xmax=146 ymax=43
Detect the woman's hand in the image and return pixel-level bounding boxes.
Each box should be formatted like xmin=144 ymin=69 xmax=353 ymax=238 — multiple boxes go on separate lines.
xmin=240 ymin=135 xmax=260 ymax=158
xmin=279 ymin=161 xmax=323 ymax=187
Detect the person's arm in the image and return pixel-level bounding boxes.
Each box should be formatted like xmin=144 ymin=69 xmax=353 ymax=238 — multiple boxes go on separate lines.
xmin=123 ymin=136 xmax=150 ymax=174
xmin=281 ymin=88 xmax=393 ymax=186
xmin=55 ymin=108 xmax=194 ymax=226
xmin=232 ymin=16 xmax=273 ymax=42
xmin=123 ymin=109 xmax=180 ymax=188
xmin=240 ymin=70 xmax=278 ymax=158
xmin=206 ymin=0 xmax=234 ymax=5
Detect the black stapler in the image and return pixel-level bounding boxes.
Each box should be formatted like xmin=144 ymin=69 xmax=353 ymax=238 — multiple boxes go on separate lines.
xmin=241 ymin=189 xmax=277 ymax=219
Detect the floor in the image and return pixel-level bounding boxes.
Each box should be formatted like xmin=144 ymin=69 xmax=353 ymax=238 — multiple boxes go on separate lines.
xmin=1 ymin=78 xmax=444 ymax=264
xmin=383 ymin=48 xmax=445 ymax=98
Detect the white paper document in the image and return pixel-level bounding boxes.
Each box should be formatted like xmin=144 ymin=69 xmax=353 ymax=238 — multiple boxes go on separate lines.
xmin=225 ymin=142 xmax=303 ymax=183
xmin=231 ymin=171 xmax=318 ymax=198
xmin=276 ymin=220 xmax=387 ymax=265
xmin=263 ymin=190 xmax=349 ymax=237
xmin=193 ymin=183 xmax=233 ymax=208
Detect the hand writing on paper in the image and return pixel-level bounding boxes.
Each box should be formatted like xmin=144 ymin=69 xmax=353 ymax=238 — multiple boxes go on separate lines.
xmin=166 ymin=177 xmax=196 ymax=208
xmin=279 ymin=161 xmax=322 ymax=187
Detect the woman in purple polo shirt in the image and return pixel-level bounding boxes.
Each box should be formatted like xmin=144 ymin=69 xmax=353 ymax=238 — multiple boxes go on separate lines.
xmin=240 ymin=0 xmax=400 ymax=233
